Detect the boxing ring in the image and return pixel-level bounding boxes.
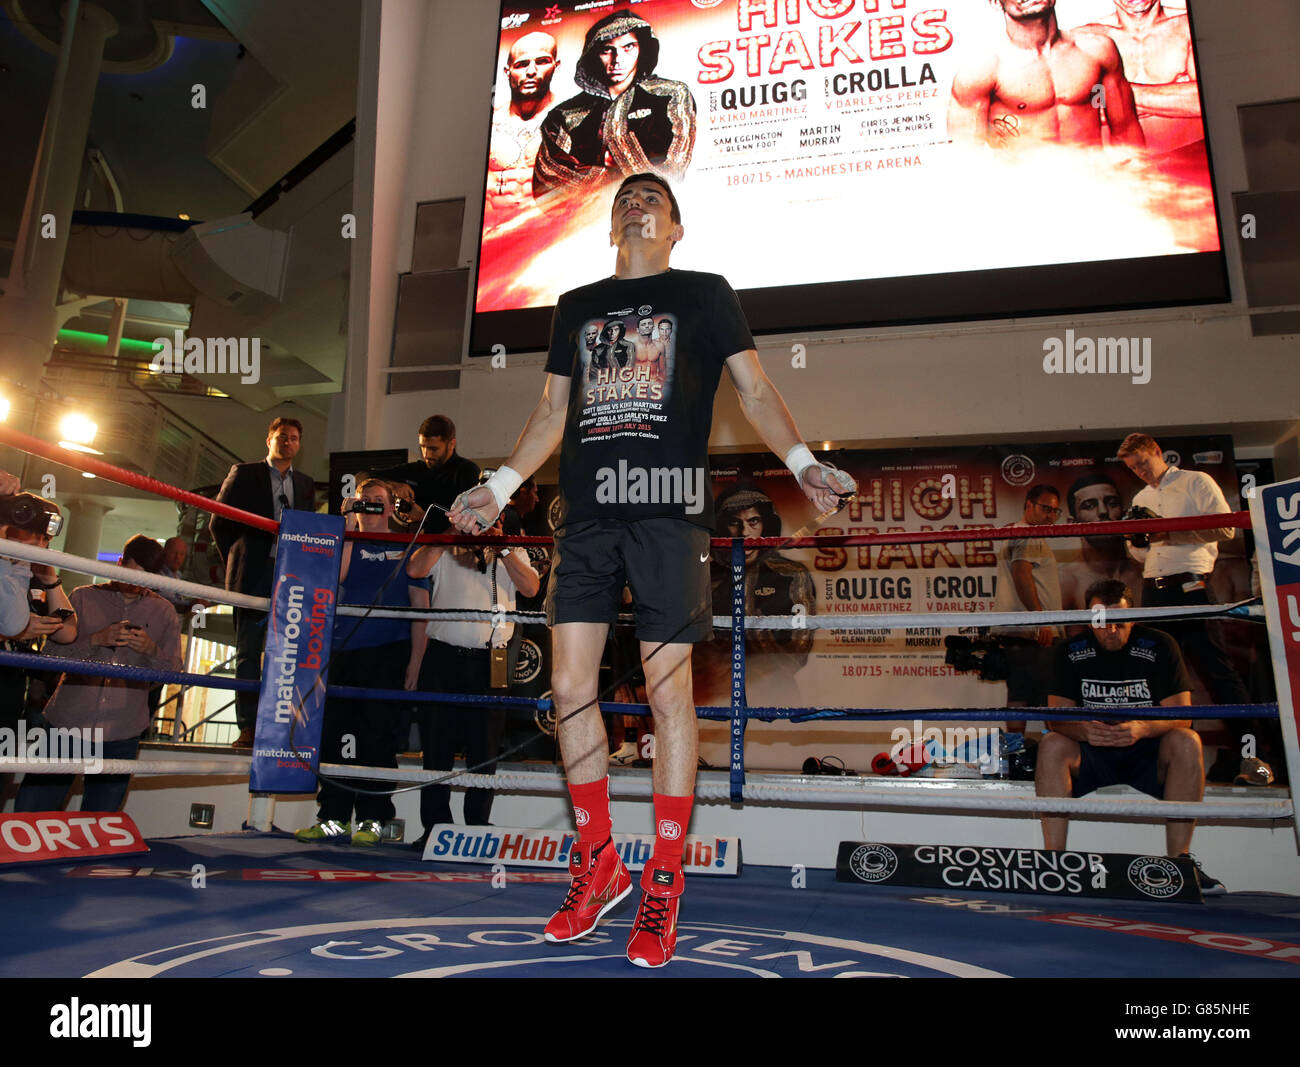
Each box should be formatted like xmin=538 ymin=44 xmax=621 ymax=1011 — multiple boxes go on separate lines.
xmin=2 ymin=425 xmax=1299 ymax=980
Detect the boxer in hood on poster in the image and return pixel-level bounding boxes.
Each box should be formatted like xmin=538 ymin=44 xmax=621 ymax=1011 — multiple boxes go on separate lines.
xmin=533 ymin=10 xmax=696 ymax=201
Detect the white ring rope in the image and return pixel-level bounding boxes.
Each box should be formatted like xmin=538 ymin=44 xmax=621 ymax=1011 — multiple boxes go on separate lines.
xmin=0 ymin=758 xmax=250 ymax=776
xmin=0 ymin=538 xmax=1257 ymax=631
xmin=0 ymin=538 xmax=266 ymax=609
xmin=313 ymin=762 xmax=1292 ymax=820
xmin=3 ymin=757 xmax=1286 ymax=820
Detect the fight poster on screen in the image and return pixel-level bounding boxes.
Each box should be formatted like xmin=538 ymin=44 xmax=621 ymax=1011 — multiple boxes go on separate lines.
xmin=479 ymin=1 xmax=1217 ymax=316
xmin=691 ymin=435 xmax=1248 ymax=730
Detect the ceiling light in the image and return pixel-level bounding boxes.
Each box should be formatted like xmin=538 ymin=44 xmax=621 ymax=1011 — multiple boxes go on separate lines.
xmin=58 ymin=413 xmax=102 ymax=454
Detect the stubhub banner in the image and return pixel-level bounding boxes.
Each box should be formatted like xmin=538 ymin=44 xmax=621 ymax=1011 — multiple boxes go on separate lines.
xmin=250 ymin=510 xmax=345 ymax=793
xmin=1250 ymin=476 xmax=1300 ymax=848
xmin=421 ymin=825 xmax=740 ymax=877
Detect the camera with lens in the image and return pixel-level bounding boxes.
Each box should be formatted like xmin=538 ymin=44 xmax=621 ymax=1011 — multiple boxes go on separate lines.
xmin=0 ymin=493 xmax=64 ymax=537
xmin=944 ymin=635 xmax=1010 ymax=682
xmin=1122 ymin=504 xmax=1158 ymax=549
xmin=344 ymin=498 xmax=387 ymax=515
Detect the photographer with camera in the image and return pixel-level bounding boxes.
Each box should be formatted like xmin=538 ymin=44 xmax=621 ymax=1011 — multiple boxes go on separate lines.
xmin=0 ymin=486 xmax=75 ymax=641
xmin=1 ymin=470 xmax=31 ymax=637
xmin=374 ymin=415 xmax=480 ymax=535
xmin=1117 ymin=432 xmax=1262 ymax=783
xmin=295 ymin=479 xmax=426 ymax=846
xmin=1 ymin=488 xmax=77 ymax=779
xmin=15 ymin=535 xmax=181 ymax=813
xmin=406 ymin=495 xmax=539 ymax=846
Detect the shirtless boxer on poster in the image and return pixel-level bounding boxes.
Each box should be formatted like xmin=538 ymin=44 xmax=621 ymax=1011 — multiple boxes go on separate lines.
xmin=486 ymin=33 xmax=560 ymax=219
xmin=1076 ymin=1 xmax=1200 ymax=155
xmin=949 ymin=0 xmax=1144 ymax=151
xmin=633 ymin=316 xmax=667 ymax=380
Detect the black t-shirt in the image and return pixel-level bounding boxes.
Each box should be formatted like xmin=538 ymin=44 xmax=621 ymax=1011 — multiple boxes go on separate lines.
xmin=1049 ymin=625 xmax=1193 ymax=708
xmin=374 ymin=452 xmax=480 ymax=533
xmin=544 ymin=269 xmax=754 ymax=530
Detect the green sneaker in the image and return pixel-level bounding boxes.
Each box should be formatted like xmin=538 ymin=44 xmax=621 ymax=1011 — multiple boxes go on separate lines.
xmin=295 ymin=819 xmax=350 ymax=842
xmin=352 ymin=820 xmax=384 ymax=846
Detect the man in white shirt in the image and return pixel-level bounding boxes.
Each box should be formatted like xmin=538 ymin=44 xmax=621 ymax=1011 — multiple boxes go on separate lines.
xmin=1118 ymin=433 xmax=1259 ymax=778
xmin=406 ymin=520 xmax=540 ymax=845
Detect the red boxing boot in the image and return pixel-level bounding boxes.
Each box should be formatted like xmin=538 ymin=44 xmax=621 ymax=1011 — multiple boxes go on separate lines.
xmin=543 ymin=838 xmax=632 ymax=943
xmin=626 ymin=864 xmax=683 ymax=968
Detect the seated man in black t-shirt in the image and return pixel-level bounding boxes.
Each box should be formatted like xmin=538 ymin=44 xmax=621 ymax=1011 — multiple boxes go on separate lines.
xmin=1038 ymin=578 xmax=1223 ymax=893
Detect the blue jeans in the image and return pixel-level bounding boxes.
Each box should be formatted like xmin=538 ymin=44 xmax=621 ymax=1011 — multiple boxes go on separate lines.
xmin=14 ymin=735 xmax=141 ymax=813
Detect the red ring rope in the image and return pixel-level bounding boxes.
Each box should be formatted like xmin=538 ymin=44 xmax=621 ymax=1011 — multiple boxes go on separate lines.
xmin=0 ymin=423 xmax=276 ymax=533
xmin=0 ymin=422 xmax=1248 ymax=550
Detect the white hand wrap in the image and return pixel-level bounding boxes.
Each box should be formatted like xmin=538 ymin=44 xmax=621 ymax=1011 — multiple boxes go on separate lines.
xmin=783 ymin=443 xmax=817 ymax=485
xmin=482 ymin=465 xmax=523 ymax=513
xmin=820 ymin=464 xmax=857 ymax=496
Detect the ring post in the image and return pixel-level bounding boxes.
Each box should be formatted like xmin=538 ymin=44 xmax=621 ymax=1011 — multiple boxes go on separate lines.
xmin=729 ymin=536 xmax=748 ymax=804
xmin=248 ymin=511 xmax=346 ymax=795
xmin=1248 ymin=477 xmax=1300 ymax=849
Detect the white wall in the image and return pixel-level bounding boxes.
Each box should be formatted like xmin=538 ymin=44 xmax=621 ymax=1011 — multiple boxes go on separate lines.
xmin=352 ymin=0 xmax=1300 ymax=469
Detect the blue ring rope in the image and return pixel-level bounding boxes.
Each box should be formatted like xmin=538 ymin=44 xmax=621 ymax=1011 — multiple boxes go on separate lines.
xmin=0 ymin=651 xmax=1278 ymax=722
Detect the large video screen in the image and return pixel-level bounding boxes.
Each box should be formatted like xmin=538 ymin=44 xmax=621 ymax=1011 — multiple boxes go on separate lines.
xmin=473 ymin=0 xmax=1226 ymax=352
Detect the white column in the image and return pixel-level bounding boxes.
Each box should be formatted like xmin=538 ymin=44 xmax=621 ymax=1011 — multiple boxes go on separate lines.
xmin=60 ymin=497 xmax=113 ymax=589
xmin=0 ymin=3 xmax=119 ymax=389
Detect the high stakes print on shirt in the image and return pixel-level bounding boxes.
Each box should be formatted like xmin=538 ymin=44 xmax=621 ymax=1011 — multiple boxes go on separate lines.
xmin=578 ymin=307 xmax=676 ymax=444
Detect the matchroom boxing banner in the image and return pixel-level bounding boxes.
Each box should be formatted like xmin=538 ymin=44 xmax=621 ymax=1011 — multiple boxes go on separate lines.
xmin=250 ymin=511 xmax=345 ymax=794
xmin=693 ymin=434 xmax=1245 ymax=769
xmin=1249 ymin=476 xmax=1300 ymax=848
xmin=478 ymin=1 xmax=1220 ymax=320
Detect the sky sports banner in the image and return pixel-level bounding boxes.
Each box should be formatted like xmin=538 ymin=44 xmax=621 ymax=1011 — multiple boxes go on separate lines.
xmin=692 ymin=434 xmax=1243 ymax=731
xmin=0 ymin=813 xmax=148 ymax=867
xmin=250 ymin=511 xmax=345 ymax=794
xmin=421 ymin=825 xmax=741 ymax=876
xmin=1249 ymin=477 xmax=1300 ymax=848
xmin=836 ymin=841 xmax=1203 ymax=902
xmin=479 ymin=0 xmax=1216 ymax=315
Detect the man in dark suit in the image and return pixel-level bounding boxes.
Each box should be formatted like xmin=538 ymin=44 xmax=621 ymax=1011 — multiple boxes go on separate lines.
xmin=211 ymin=416 xmax=316 ymax=748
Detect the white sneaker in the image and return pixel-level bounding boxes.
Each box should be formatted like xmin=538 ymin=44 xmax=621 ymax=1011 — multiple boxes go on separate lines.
xmin=609 ymin=741 xmax=640 ymax=766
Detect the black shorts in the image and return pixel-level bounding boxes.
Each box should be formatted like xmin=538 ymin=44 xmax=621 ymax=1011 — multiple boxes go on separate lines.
xmin=546 ymin=518 xmax=712 ymax=643
xmin=1072 ymin=736 xmax=1164 ymax=799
